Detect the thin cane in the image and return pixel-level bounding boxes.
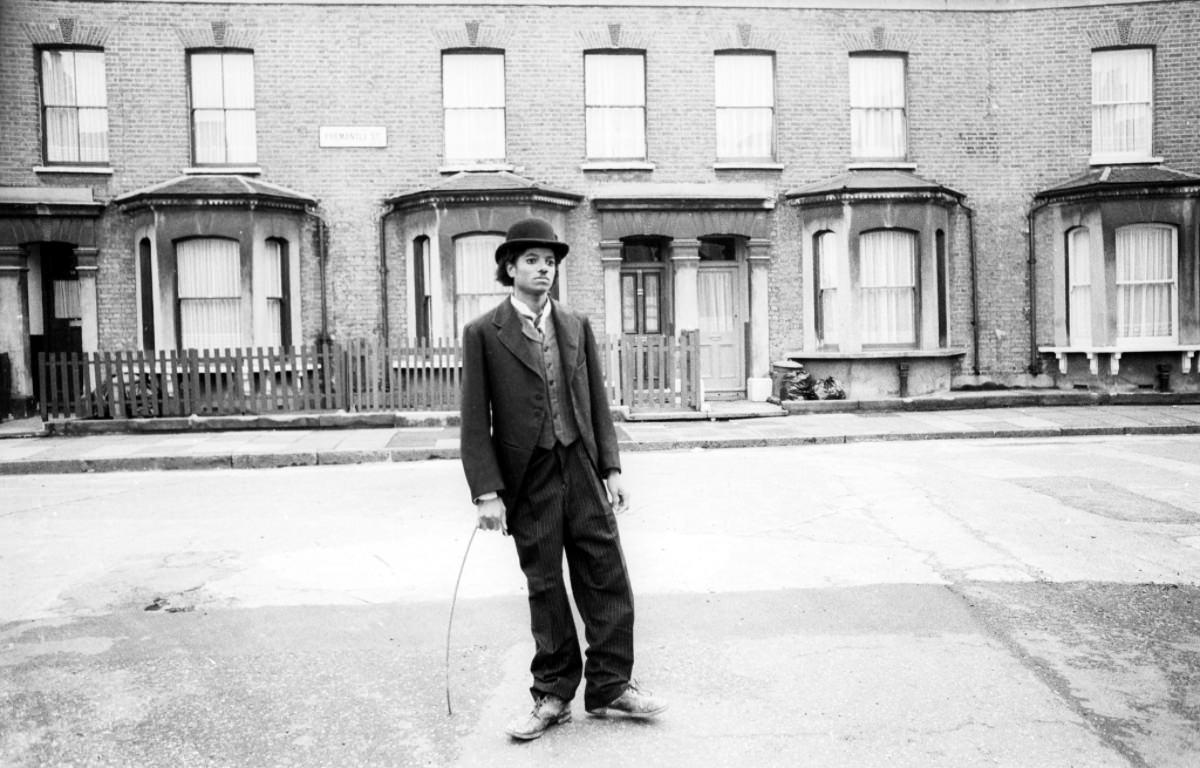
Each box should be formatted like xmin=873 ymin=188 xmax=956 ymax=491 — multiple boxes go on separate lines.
xmin=445 ymin=525 xmax=478 ymax=716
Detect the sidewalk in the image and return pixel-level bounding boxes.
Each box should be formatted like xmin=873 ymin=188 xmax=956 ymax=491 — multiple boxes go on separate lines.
xmin=5 ymin=392 xmax=1200 ymax=475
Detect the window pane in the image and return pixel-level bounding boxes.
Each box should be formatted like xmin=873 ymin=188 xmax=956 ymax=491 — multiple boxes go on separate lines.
xmin=621 ymin=274 xmax=638 ymax=333
xmin=74 ymin=51 xmax=107 ymax=106
xmin=190 ymin=53 xmax=224 ymax=108
xmin=644 ymin=273 xmax=660 ymax=333
xmin=445 ymin=108 xmax=505 ymax=160
xmin=715 ymin=54 xmax=773 ymax=107
xmin=716 ymin=107 xmax=772 ymax=158
xmin=54 ymin=280 xmax=82 ymax=319
xmin=443 ymin=53 xmax=504 ymax=108
xmin=586 ymin=106 xmax=645 ymax=158
xmin=222 ymin=53 xmax=255 ymax=108
xmin=1068 ymin=229 xmax=1091 ymax=346
xmin=41 ymin=50 xmax=75 ymax=105
xmin=178 ymin=238 xmax=242 ymax=350
xmin=1092 ymin=49 xmax=1152 ymax=156
xmin=45 ymin=108 xmax=80 ymax=162
xmin=193 ymin=109 xmax=227 ymax=163
xmin=860 ymin=230 xmax=916 ymax=345
xmin=850 ymin=56 xmax=905 ymax=107
xmin=850 ymin=56 xmax=906 ymax=159
xmin=78 ymin=108 xmax=109 ymax=162
xmin=585 ymin=54 xmax=644 ymax=106
xmin=852 ymin=108 xmax=906 ymax=159
xmin=225 ymin=110 xmax=257 ymax=163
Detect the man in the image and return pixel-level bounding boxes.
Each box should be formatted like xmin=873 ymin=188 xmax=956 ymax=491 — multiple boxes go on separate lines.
xmin=459 ymin=217 xmax=667 ymax=741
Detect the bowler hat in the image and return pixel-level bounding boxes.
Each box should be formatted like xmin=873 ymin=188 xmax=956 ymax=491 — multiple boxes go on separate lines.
xmin=494 ymin=217 xmax=570 ymax=263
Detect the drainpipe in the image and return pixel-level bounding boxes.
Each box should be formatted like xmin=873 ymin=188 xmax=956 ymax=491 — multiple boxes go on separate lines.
xmin=379 ymin=208 xmax=390 ymax=345
xmin=962 ymin=201 xmax=980 ymax=376
xmin=317 ymin=214 xmax=330 ymax=344
xmin=1026 ymin=198 xmax=1051 ymax=376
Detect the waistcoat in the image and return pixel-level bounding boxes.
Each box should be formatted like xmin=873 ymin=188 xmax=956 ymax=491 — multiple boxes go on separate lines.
xmin=523 ymin=310 xmax=580 ymax=449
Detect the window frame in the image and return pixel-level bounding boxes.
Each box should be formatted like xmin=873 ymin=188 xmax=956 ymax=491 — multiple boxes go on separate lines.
xmin=442 ymin=49 xmax=507 ymax=164
xmin=1090 ymin=46 xmax=1154 ymax=163
xmin=714 ymin=50 xmax=776 ymax=162
xmin=1114 ymin=223 xmax=1177 ymax=348
xmin=1066 ymin=227 xmax=1092 ymax=347
xmin=814 ymin=231 xmax=839 ymax=348
xmin=187 ymin=48 xmax=257 ymax=167
xmin=857 ymin=228 xmax=919 ymax=348
xmin=584 ymin=49 xmax=648 ymax=161
xmin=619 ymin=237 xmax=670 ymax=336
xmin=38 ymin=46 xmax=109 ymax=166
xmin=848 ymin=52 xmax=908 ymax=162
xmin=174 ymin=236 xmax=244 ymax=351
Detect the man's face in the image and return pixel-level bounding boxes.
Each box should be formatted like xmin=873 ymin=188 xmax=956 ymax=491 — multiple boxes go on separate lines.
xmin=507 ymin=247 xmax=557 ymax=298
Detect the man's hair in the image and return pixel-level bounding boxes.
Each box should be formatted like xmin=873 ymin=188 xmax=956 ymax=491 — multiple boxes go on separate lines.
xmin=494 ymin=250 xmax=517 ymax=287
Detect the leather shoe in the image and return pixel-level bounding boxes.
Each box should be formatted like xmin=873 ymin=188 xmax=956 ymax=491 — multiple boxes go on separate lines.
xmin=505 ymin=693 xmax=571 ymax=741
xmin=586 ymin=682 xmax=668 ymax=719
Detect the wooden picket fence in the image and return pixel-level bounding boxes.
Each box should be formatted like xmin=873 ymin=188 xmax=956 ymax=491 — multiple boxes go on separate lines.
xmin=38 ymin=332 xmax=703 ymax=420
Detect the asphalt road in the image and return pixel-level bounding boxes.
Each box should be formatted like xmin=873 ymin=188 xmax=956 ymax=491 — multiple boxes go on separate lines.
xmin=2 ymin=435 xmax=1198 ymax=767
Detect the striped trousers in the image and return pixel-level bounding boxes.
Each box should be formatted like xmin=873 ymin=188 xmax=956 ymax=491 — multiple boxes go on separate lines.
xmin=508 ymin=439 xmax=635 ymax=711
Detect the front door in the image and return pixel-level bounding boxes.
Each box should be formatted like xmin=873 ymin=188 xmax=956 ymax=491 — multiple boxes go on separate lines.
xmin=697 ymin=264 xmax=743 ymax=392
xmin=29 ymin=243 xmax=83 ymax=404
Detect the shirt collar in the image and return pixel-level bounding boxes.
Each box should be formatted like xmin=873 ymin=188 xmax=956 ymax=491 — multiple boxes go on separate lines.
xmin=510 ymin=296 xmax=552 ymax=326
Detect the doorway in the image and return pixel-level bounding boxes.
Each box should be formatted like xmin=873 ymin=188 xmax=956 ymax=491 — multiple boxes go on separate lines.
xmin=697 ymin=237 xmax=745 ymax=393
xmin=28 ymin=243 xmax=83 ymax=404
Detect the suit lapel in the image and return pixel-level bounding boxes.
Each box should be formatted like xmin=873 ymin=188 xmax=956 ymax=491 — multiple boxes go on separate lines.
xmin=552 ymin=299 xmax=582 ymax=373
xmin=494 ymin=299 xmax=544 ymax=378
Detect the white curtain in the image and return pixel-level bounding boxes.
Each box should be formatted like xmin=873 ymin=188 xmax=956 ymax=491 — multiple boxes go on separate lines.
xmin=1067 ymin=228 xmax=1092 ymax=346
xmin=53 ymin=280 xmax=82 ymax=320
xmin=585 ymin=54 xmax=645 ymax=159
xmin=455 ymin=234 xmax=508 ymax=338
xmin=1092 ymin=48 xmax=1152 ymax=157
xmin=42 ymin=49 xmax=108 ymax=162
xmin=444 ymin=54 xmax=505 ymax=161
xmin=264 ymin=240 xmax=284 ymax=347
xmin=178 ymin=238 xmax=243 ymax=350
xmin=698 ymin=271 xmax=734 ymax=333
xmin=860 ymin=230 xmax=916 ymax=345
xmin=1117 ymin=225 xmax=1175 ymax=342
xmin=850 ymin=56 xmax=906 ymax=160
xmin=715 ymin=54 xmax=773 ymax=159
xmin=816 ymin=231 xmax=838 ymax=345
xmin=190 ymin=52 xmax=256 ymax=164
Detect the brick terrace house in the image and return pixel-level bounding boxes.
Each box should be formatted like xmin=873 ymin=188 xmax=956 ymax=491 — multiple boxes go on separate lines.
xmin=2 ymin=0 xmax=1199 ymax=416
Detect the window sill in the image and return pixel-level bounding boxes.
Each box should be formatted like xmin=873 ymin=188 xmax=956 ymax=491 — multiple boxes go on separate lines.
xmin=34 ymin=165 xmax=113 ymax=175
xmin=845 ymin=161 xmax=916 ymax=171
xmin=1088 ymin=155 xmax=1163 ymax=167
xmin=183 ymin=166 xmax=262 ymax=175
xmin=1040 ymin=344 xmax=1200 ymax=375
xmin=581 ymin=161 xmax=656 ymax=172
xmin=786 ymin=348 xmax=966 ymax=360
xmin=713 ymin=162 xmax=784 ymax=171
xmin=438 ymin=162 xmax=515 ymax=174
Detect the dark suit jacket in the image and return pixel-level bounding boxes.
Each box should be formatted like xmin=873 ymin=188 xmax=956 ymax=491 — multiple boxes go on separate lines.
xmin=460 ymin=298 xmax=621 ymax=506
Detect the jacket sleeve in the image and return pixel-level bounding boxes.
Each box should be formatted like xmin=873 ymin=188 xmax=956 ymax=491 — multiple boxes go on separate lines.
xmin=582 ymin=316 xmax=621 ymax=476
xmin=459 ymin=320 xmax=505 ymax=501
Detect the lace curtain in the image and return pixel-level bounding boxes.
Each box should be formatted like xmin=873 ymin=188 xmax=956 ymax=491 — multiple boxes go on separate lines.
xmin=585 ymin=54 xmax=646 ymax=159
xmin=860 ymin=230 xmax=916 ymax=345
xmin=191 ymin=52 xmax=256 ymax=164
xmin=177 ymin=238 xmax=242 ymax=350
xmin=1068 ymin=228 xmax=1092 ymax=346
xmin=263 ymin=240 xmax=284 ymax=347
xmin=444 ymin=54 xmax=505 ymax=162
xmin=1117 ymin=225 xmax=1175 ymax=342
xmin=715 ymin=54 xmax=773 ymax=159
xmin=816 ymin=231 xmax=839 ymax=345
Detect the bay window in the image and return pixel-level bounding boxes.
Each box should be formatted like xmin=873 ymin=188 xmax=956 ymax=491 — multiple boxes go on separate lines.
xmin=443 ymin=51 xmax=505 ymax=163
xmin=715 ymin=52 xmax=774 ymax=161
xmin=585 ymin=52 xmax=646 ymax=160
xmin=189 ymin=51 xmax=256 ymax=165
xmin=41 ymin=48 xmax=108 ymax=164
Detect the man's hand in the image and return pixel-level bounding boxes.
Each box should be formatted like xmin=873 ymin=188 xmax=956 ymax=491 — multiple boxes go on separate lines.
xmin=476 ymin=496 xmax=508 ymax=535
xmin=605 ymin=471 xmax=630 ymax=514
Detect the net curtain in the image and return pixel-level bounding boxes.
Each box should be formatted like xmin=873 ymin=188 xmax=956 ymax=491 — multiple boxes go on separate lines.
xmin=849 ymin=56 xmax=906 ymax=159
xmin=585 ymin=53 xmax=646 ymax=159
xmin=1067 ymin=228 xmax=1092 ymax=346
xmin=714 ymin=54 xmax=774 ymax=159
xmin=859 ymin=230 xmax=916 ymax=345
xmin=177 ymin=238 xmax=243 ymax=350
xmin=1116 ymin=224 xmax=1175 ymax=342
xmin=443 ymin=53 xmax=505 ymax=161
xmin=454 ymin=234 xmax=508 ymax=338
xmin=41 ymin=49 xmax=108 ymax=163
xmin=191 ymin=52 xmax=256 ymax=164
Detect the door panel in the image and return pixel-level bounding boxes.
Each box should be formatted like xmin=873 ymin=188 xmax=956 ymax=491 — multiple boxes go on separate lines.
xmin=698 ymin=266 xmax=743 ymax=391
